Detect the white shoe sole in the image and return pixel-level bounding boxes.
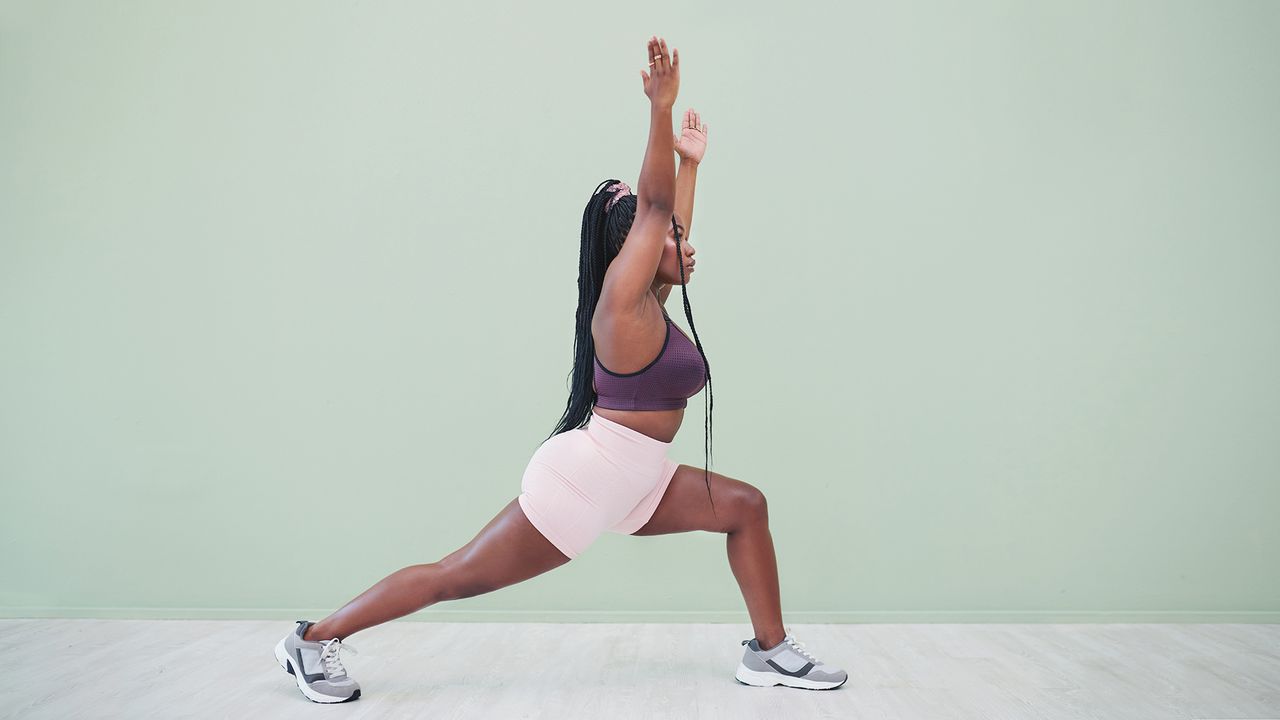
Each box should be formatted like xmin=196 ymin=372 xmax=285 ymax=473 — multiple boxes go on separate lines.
xmin=274 ymin=636 xmax=361 ymax=703
xmin=734 ymin=662 xmax=847 ymax=690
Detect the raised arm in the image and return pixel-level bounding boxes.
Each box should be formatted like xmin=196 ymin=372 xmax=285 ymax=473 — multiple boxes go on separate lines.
xmin=656 ymin=160 xmax=698 ymax=306
xmin=600 ymin=36 xmax=681 ymax=315
xmin=659 ymin=109 xmax=708 ymax=305
xmin=635 ymin=37 xmax=679 ymax=212
xmin=673 ymin=107 xmax=706 ymax=237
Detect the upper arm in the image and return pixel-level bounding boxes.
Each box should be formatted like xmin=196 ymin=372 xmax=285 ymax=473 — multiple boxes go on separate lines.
xmin=599 ymin=206 xmax=670 ymax=317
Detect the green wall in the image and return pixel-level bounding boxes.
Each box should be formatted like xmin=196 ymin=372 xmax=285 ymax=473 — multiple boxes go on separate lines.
xmin=3 ymin=0 xmax=1277 ymax=623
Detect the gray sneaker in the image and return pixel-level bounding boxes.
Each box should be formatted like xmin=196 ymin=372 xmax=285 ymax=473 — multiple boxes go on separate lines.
xmin=734 ymin=628 xmax=848 ymax=690
xmin=273 ymin=619 xmax=362 ymax=703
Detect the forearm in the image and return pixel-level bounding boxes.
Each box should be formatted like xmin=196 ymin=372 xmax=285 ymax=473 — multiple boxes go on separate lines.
xmin=635 ymin=105 xmax=676 ymax=211
xmin=659 ymin=159 xmax=699 ymax=305
xmin=675 ymin=158 xmax=698 ymax=235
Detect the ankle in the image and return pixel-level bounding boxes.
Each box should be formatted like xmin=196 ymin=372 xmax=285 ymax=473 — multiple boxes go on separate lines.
xmin=303 ymin=624 xmax=333 ymax=642
xmin=756 ymin=634 xmax=786 ymax=651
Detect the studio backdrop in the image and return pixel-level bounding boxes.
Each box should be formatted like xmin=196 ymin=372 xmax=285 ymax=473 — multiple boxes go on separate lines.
xmin=2 ymin=0 xmax=1277 ymax=623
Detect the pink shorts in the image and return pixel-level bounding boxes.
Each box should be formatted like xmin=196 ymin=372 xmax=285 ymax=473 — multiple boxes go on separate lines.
xmin=517 ymin=411 xmax=680 ymax=559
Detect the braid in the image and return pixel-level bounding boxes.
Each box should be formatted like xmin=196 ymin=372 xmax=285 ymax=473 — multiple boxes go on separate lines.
xmin=543 ymin=179 xmax=718 ymax=522
xmin=671 ymin=219 xmax=717 ymax=520
xmin=544 ymin=179 xmax=634 ymax=441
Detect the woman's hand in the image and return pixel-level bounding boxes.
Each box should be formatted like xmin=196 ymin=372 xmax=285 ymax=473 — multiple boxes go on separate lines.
xmin=673 ymin=108 xmax=707 ymax=165
xmin=641 ymin=36 xmax=679 ymax=109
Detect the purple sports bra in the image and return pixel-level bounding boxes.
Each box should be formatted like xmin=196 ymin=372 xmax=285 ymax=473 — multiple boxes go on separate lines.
xmin=593 ymin=306 xmax=707 ymax=411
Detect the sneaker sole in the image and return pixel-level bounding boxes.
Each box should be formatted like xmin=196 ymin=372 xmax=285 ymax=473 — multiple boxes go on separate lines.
xmin=734 ymin=662 xmax=847 ymax=690
xmin=274 ymin=637 xmax=361 ymax=703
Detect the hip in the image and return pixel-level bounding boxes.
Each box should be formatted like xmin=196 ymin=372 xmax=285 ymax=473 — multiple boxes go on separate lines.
xmin=589 ymin=406 xmax=684 ymax=444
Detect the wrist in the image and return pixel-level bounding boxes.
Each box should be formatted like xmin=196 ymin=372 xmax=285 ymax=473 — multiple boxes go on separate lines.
xmin=679 ymin=157 xmax=700 ymax=168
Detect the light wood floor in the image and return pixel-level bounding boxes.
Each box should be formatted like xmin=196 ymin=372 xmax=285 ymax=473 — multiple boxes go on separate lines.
xmin=1 ymin=620 xmax=1277 ymax=719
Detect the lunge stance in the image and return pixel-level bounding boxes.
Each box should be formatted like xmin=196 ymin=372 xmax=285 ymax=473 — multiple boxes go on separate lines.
xmin=274 ymin=35 xmax=847 ymax=703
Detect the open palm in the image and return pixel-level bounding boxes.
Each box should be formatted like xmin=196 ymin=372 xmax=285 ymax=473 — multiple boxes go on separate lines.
xmin=673 ymin=108 xmax=708 ymax=164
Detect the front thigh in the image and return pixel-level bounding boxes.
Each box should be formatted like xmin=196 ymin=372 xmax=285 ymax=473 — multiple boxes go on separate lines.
xmin=630 ymin=465 xmax=767 ymax=536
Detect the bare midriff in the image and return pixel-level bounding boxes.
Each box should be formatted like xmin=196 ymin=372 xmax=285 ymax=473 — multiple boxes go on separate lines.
xmin=591 ymin=405 xmax=684 ymax=444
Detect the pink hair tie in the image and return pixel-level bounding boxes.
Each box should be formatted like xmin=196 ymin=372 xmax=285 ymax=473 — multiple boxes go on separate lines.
xmin=604 ymin=181 xmax=632 ymax=212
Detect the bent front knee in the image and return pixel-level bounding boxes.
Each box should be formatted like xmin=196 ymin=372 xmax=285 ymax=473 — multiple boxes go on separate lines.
xmin=736 ymin=485 xmax=769 ymax=526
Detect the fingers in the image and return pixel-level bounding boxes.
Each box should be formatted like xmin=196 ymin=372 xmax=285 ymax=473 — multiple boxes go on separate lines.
xmin=682 ymin=108 xmax=705 ymax=133
xmin=647 ymin=36 xmax=673 ymax=73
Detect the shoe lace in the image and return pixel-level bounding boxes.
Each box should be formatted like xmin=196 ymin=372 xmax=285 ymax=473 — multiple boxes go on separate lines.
xmin=318 ymin=637 xmax=359 ymax=677
xmin=783 ymin=627 xmax=819 ymax=664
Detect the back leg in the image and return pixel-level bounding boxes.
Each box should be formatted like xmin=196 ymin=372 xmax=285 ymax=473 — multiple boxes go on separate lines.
xmin=303 ymin=498 xmax=570 ymax=641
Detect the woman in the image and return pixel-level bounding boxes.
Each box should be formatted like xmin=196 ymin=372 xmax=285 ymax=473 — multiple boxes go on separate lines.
xmin=273 ymin=36 xmax=847 ymax=703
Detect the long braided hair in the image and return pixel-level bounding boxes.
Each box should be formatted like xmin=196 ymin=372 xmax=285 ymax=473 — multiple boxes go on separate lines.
xmin=543 ymin=178 xmax=717 ymax=519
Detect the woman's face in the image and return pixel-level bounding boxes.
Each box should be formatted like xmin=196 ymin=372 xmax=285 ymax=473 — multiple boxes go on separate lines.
xmin=656 ymin=212 xmax=696 ymax=285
